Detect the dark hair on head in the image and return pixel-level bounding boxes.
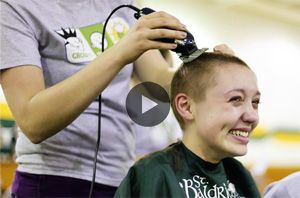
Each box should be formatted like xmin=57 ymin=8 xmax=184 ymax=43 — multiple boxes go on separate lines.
xmin=170 ymin=52 xmax=249 ymax=130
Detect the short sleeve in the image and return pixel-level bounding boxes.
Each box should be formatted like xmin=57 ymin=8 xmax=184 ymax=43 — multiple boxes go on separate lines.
xmin=0 ymin=1 xmax=41 ymax=70
xmin=263 ymin=172 xmax=300 ymax=198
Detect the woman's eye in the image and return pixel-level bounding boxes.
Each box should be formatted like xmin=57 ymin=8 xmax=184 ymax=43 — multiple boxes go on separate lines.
xmin=252 ymin=99 xmax=260 ymax=104
xmin=252 ymin=99 xmax=260 ymax=108
xmin=229 ymin=96 xmax=243 ymax=102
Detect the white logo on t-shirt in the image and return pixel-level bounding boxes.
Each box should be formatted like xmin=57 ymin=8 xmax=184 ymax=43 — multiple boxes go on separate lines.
xmin=56 ymin=17 xmax=129 ymax=64
xmin=178 ymin=175 xmax=244 ymax=198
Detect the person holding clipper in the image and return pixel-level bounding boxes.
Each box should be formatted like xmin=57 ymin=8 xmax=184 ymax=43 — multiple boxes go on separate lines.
xmin=0 ymin=0 xmax=233 ymax=197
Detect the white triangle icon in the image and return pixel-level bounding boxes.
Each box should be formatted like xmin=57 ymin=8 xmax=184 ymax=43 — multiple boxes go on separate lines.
xmin=142 ymin=95 xmax=158 ymax=114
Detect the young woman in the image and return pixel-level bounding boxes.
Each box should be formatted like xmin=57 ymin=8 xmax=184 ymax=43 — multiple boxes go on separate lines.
xmin=115 ymin=52 xmax=261 ymax=198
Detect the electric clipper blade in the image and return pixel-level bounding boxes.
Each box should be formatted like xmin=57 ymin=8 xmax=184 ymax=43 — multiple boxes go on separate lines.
xmin=180 ymin=48 xmax=209 ymax=63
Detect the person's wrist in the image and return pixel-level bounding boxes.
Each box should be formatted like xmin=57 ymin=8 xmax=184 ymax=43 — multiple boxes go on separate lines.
xmin=99 ymin=45 xmax=127 ymax=70
xmin=115 ymin=43 xmax=134 ymax=66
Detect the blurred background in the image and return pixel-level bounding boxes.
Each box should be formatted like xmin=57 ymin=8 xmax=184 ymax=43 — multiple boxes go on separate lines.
xmin=1 ymin=0 xmax=300 ymax=196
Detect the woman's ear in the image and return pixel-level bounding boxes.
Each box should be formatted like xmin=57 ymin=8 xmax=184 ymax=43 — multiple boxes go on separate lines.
xmin=174 ymin=93 xmax=194 ymax=121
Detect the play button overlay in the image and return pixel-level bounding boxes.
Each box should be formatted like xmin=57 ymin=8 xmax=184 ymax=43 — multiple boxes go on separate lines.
xmin=142 ymin=95 xmax=158 ymax=114
xmin=126 ymin=82 xmax=170 ymax=127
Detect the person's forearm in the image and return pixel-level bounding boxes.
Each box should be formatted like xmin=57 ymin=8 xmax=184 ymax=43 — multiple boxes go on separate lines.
xmin=10 ymin=47 xmax=125 ymax=143
xmin=134 ymin=50 xmax=175 ymax=94
xmin=1 ymin=11 xmax=187 ymax=144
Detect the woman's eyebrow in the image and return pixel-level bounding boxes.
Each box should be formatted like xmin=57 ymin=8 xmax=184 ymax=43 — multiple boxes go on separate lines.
xmin=225 ymin=89 xmax=261 ymax=96
xmin=225 ymin=88 xmax=245 ymax=95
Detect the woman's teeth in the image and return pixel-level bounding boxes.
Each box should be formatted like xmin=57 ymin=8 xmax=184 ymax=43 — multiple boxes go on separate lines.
xmin=229 ymin=130 xmax=249 ymax=138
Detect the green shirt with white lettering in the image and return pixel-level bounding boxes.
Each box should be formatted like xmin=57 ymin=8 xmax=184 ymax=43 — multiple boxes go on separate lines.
xmin=115 ymin=141 xmax=261 ymax=198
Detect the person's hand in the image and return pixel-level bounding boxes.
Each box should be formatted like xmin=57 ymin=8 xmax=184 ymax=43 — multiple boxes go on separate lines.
xmin=113 ymin=11 xmax=187 ymax=65
xmin=213 ymin=44 xmax=235 ymax=55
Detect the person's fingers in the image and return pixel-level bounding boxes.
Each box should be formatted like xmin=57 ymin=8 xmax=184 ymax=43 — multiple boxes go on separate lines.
xmin=146 ymin=40 xmax=178 ymax=50
xmin=141 ymin=11 xmax=176 ymax=20
xmin=116 ymin=10 xmax=189 ymax=63
xmin=139 ymin=11 xmax=186 ymax=31
xmin=147 ymin=28 xmax=187 ymax=41
xmin=213 ymin=44 xmax=235 ymax=55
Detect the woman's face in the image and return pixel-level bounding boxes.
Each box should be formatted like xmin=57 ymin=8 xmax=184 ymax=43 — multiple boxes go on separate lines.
xmin=193 ymin=64 xmax=260 ymax=161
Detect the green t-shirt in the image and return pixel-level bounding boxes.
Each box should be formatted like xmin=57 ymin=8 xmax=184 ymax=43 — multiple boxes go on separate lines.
xmin=115 ymin=141 xmax=261 ymax=198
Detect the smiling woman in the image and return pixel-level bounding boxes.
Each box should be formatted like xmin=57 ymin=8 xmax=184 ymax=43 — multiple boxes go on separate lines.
xmin=115 ymin=52 xmax=261 ymax=198
xmin=188 ymin=64 xmax=260 ymax=161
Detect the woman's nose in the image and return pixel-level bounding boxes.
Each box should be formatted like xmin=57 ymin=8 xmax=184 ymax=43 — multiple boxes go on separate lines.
xmin=241 ymin=104 xmax=259 ymax=124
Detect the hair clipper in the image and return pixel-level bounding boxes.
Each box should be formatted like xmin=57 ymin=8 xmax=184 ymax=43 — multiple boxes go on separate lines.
xmin=134 ymin=7 xmax=208 ymax=63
